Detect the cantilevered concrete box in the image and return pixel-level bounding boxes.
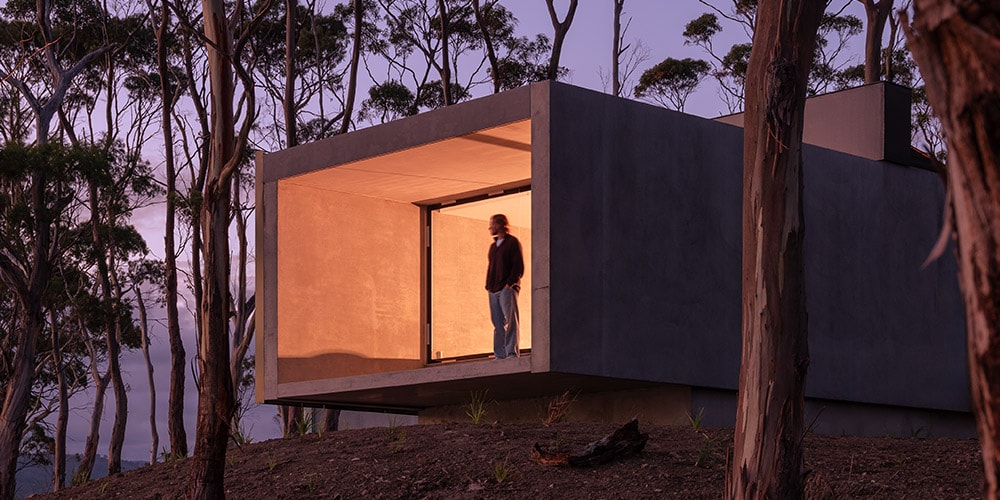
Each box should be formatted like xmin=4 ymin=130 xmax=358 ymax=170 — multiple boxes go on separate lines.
xmin=256 ymin=82 xmax=969 ymax=433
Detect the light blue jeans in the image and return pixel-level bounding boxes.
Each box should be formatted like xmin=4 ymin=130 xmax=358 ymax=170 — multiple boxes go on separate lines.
xmin=489 ymin=287 xmax=519 ymax=358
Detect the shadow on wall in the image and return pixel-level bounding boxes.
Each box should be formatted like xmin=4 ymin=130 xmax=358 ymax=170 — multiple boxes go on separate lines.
xmin=277 ymin=352 xmax=424 ymax=383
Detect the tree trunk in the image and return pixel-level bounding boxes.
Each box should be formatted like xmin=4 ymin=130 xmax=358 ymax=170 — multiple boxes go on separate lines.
xmin=0 ymin=170 xmax=50 ymax=500
xmin=612 ymin=0 xmax=624 ymax=96
xmin=0 ymin=308 xmax=43 ymax=500
xmin=339 ymin=0 xmax=363 ymax=133
xmin=902 ymin=3 xmax=1000 ymax=496
xmin=188 ymin=0 xmax=237 ymax=497
xmin=437 ymin=0 xmax=452 ymax=105
xmin=545 ymin=0 xmax=579 ymax=81
xmin=284 ymin=0 xmax=298 ymax=146
xmin=136 ymin=285 xmax=159 ymax=465
xmin=88 ymin=181 xmax=128 ymax=476
xmin=50 ymin=312 xmax=68 ymax=491
xmin=74 ymin=310 xmax=111 ymax=485
xmin=74 ymin=372 xmax=109 ymax=485
xmin=861 ymin=0 xmax=893 ymax=84
xmin=152 ymin=0 xmax=189 ymax=459
xmin=472 ymin=0 xmax=501 ymax=94
xmin=280 ymin=406 xmax=303 ymax=437
xmin=727 ymin=1 xmax=824 ymax=498
xmin=321 ymin=409 xmax=341 ymax=432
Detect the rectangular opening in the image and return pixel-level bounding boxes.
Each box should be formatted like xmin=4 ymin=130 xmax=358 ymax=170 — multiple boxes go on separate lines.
xmin=429 ymin=189 xmax=532 ymax=361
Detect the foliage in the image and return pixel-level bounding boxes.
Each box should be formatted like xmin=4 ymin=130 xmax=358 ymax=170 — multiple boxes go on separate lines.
xmin=491 ymin=455 xmax=512 ymax=484
xmin=688 ymin=407 xmax=705 ymax=430
xmin=634 ymin=57 xmax=710 ymax=111
xmin=359 ymin=79 xmax=417 ymax=123
xmin=543 ymin=389 xmax=577 ymax=427
xmin=465 ymin=389 xmax=489 ymax=424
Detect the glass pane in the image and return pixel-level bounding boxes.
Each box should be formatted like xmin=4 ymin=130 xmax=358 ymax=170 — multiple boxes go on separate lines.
xmin=430 ymin=191 xmax=532 ymax=360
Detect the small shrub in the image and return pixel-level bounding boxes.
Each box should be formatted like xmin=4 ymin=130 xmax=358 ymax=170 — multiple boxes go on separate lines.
xmin=543 ymin=389 xmax=578 ymax=426
xmin=688 ymin=407 xmax=705 ymax=430
xmin=231 ymin=422 xmax=255 ymax=446
xmin=465 ymin=390 xmax=490 ymax=424
xmin=391 ymin=429 xmax=408 ymax=453
xmin=293 ymin=413 xmax=313 ymax=437
xmin=694 ymin=431 xmax=725 ymax=468
xmin=492 ymin=456 xmax=512 ymax=484
xmin=160 ymin=447 xmax=186 ymax=462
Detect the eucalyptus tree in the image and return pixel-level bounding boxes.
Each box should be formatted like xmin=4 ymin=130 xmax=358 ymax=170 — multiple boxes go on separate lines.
xmin=471 ymin=0 xmax=501 ymax=93
xmin=633 ymin=57 xmax=711 ymax=112
xmin=606 ymin=0 xmax=648 ymax=98
xmin=85 ymin=141 xmax=159 ymax=477
xmin=360 ymin=0 xmax=483 ymax=124
xmin=471 ymin=0 xmax=553 ymax=93
xmin=682 ymin=12 xmax=752 ymax=113
xmin=0 ymin=143 xmax=104 ymax=500
xmin=187 ymin=0 xmax=275 ymax=496
xmin=339 ymin=0 xmax=365 ymax=135
xmin=125 ymin=259 xmax=166 ymax=465
xmin=611 ymin=0 xmax=626 ymax=96
xmin=859 ymin=0 xmax=894 ymax=84
xmin=903 ymin=3 xmax=1000 ymax=496
xmin=249 ymin=0 xmax=350 ymax=148
xmin=144 ymin=0 xmax=190 ymax=459
xmin=375 ymin=0 xmax=480 ymax=106
xmin=0 ymin=0 xmax=113 ymax=496
xmin=727 ymin=0 xmax=824 ymax=496
xmin=681 ymin=1 xmax=864 ymax=112
xmin=543 ymin=0 xmax=577 ymax=81
xmin=86 ymin=7 xmax=161 ymax=477
xmin=809 ymin=9 xmax=863 ymax=95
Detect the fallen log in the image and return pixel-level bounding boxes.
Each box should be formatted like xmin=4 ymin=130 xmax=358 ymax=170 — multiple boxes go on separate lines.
xmin=530 ymin=418 xmax=648 ymax=467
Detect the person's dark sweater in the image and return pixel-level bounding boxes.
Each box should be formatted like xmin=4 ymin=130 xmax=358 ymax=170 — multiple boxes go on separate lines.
xmin=485 ymin=234 xmax=524 ymax=293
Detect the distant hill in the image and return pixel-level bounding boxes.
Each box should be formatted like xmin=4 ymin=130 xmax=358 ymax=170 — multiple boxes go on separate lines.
xmin=16 ymin=454 xmax=146 ymax=499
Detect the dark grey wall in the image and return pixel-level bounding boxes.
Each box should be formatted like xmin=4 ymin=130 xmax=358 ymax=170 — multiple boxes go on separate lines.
xmin=803 ymin=149 xmax=965 ymax=411
xmin=544 ymin=83 xmax=967 ymax=412
xmin=546 ymin=84 xmax=744 ymax=389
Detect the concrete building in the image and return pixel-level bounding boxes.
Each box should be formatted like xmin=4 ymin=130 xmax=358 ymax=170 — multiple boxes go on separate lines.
xmin=255 ymin=81 xmax=971 ymax=436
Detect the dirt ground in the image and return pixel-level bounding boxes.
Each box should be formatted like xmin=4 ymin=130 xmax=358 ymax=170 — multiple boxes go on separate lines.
xmin=37 ymin=421 xmax=983 ymax=499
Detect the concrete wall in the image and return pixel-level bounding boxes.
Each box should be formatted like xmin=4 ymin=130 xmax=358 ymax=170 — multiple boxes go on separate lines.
xmin=802 ymin=148 xmax=964 ymax=411
xmin=545 ymin=84 xmax=744 ymax=389
xmin=275 ymin=181 xmax=423 ymax=382
xmin=543 ymin=83 xmax=967 ymax=412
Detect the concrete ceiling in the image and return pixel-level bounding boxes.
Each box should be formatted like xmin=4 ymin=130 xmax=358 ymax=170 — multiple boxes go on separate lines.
xmin=280 ymin=119 xmax=531 ymax=205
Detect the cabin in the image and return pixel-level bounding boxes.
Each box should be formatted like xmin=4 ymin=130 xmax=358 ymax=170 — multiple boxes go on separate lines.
xmin=254 ymin=81 xmax=971 ymax=437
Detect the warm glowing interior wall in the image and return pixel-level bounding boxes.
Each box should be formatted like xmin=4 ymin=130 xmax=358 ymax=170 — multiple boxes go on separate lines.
xmin=430 ymin=209 xmax=531 ymax=358
xmin=276 ymin=181 xmax=422 ymax=382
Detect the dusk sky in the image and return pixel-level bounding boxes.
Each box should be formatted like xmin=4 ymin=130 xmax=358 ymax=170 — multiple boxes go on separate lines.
xmin=27 ymin=0 xmax=874 ymax=463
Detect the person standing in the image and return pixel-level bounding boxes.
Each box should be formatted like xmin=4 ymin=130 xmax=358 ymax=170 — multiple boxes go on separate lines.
xmin=485 ymin=214 xmax=524 ymax=359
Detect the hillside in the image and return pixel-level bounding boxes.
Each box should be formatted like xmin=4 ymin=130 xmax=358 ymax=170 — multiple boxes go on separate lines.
xmin=36 ymin=421 xmax=982 ymax=499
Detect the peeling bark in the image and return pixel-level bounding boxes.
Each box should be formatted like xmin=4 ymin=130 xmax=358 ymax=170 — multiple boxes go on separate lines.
xmin=727 ymin=1 xmax=825 ymax=498
xmin=903 ymin=3 xmax=1000 ymax=497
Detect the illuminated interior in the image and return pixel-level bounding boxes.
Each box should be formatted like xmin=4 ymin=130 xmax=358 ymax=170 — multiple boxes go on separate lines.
xmin=430 ymin=190 xmax=532 ymax=360
xmin=273 ymin=119 xmax=531 ymax=384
